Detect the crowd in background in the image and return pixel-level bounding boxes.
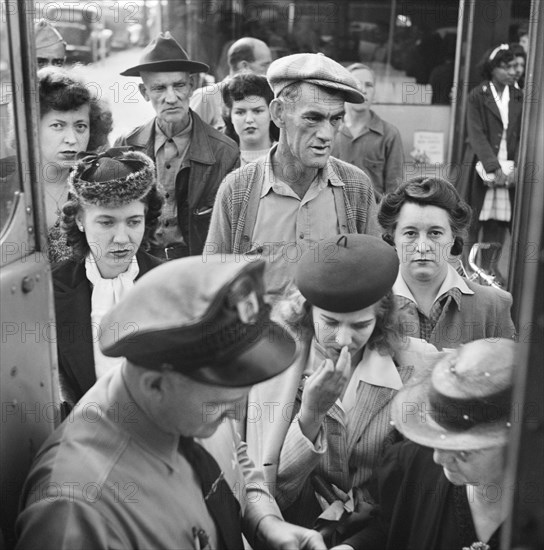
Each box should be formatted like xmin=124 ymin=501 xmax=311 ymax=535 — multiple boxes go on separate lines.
xmin=4 ymin=16 xmax=531 ymax=550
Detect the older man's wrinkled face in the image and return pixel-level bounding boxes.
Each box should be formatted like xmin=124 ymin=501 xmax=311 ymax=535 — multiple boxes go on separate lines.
xmin=278 ymin=83 xmax=345 ymax=170
xmin=139 ymin=71 xmax=194 ymax=131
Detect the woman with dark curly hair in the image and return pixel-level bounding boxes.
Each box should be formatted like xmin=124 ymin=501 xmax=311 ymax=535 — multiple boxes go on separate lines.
xmin=52 ymin=147 xmax=164 ymax=410
xmin=222 ymin=72 xmax=279 ymax=166
xmin=245 ymin=234 xmax=441 ymax=543
xmin=456 ymin=44 xmax=523 ymax=283
xmin=38 ymin=66 xmax=113 ymax=262
xmin=378 ymin=176 xmax=515 ymax=351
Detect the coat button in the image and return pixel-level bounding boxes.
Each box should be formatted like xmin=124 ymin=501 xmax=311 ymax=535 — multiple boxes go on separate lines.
xmin=242 ymin=235 xmax=250 ymax=241
xmin=166 ymin=164 xmax=171 ymax=169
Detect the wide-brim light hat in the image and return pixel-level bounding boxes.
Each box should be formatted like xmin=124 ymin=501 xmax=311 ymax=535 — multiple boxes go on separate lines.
xmin=121 ymin=32 xmax=209 ymax=77
xmin=391 ymin=338 xmax=516 ymax=450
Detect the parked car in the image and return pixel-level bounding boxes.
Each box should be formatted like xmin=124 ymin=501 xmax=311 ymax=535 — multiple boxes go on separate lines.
xmin=45 ymin=3 xmax=112 ymax=63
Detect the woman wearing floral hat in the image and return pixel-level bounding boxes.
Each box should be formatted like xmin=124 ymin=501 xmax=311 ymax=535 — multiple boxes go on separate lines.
xmin=53 ymin=147 xmax=164 ymax=410
xmin=334 ymin=338 xmax=516 ymax=550
xmin=245 ymin=234 xmax=442 ymax=544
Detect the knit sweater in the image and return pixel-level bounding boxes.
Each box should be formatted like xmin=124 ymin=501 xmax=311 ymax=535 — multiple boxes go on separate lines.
xmin=205 ymin=148 xmax=381 ymax=255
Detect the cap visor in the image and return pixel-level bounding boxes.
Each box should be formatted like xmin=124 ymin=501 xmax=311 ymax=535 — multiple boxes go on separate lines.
xmin=191 ymin=322 xmax=296 ymax=387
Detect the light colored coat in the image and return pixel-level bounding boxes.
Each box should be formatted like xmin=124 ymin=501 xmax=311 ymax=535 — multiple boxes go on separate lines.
xmin=245 ymin=336 xmax=443 ymax=527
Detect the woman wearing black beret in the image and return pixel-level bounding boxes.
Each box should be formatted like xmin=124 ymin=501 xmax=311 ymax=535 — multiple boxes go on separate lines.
xmin=245 ymin=234 xmax=442 ymax=544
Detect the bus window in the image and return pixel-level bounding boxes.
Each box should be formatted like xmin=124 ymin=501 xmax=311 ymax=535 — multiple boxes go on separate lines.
xmin=0 ymin=14 xmax=21 ymax=236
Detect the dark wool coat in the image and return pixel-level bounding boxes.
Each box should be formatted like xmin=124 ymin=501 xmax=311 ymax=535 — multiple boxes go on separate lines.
xmin=114 ymin=110 xmax=239 ymax=255
xmin=456 ymin=81 xmax=523 ymax=224
xmin=53 ymin=250 xmax=162 ymax=407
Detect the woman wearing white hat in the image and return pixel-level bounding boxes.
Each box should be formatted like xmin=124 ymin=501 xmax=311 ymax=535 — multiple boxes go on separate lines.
xmin=334 ymin=338 xmax=516 ymax=550
xmin=245 ymin=234 xmax=442 ymax=543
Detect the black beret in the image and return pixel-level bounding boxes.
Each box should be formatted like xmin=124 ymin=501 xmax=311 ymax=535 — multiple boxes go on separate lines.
xmin=99 ymin=256 xmax=296 ymax=387
xmin=295 ymin=234 xmax=399 ymax=313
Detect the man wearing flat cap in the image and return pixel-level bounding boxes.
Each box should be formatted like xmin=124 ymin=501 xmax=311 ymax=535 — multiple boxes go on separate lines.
xmin=206 ymin=53 xmax=380 ymax=300
xmin=16 ymin=257 xmax=326 ymax=550
xmin=114 ymin=32 xmax=239 ymax=260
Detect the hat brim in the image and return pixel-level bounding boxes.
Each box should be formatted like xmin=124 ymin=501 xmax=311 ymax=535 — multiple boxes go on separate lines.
xmin=273 ymin=78 xmax=365 ymax=104
xmin=308 ymin=78 xmax=365 ymax=103
xmin=121 ymin=59 xmax=210 ymax=77
xmin=190 ymin=322 xmax=296 ymax=387
xmin=390 ymin=372 xmax=510 ymax=451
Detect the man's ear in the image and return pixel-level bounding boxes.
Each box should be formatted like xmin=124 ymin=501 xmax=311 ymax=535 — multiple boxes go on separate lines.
xmin=269 ymin=98 xmax=285 ymax=127
xmin=188 ymin=74 xmax=196 ymax=98
xmin=139 ymin=369 xmax=167 ymax=401
xmin=139 ymin=82 xmax=149 ymax=102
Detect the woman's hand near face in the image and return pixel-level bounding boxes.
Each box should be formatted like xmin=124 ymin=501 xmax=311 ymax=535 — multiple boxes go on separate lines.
xmin=299 ymin=346 xmax=351 ymax=443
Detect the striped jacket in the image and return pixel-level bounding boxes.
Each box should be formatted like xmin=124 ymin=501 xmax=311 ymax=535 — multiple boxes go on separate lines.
xmin=204 ymin=146 xmax=381 ymax=255
xmin=246 ymin=336 xmax=443 ymax=528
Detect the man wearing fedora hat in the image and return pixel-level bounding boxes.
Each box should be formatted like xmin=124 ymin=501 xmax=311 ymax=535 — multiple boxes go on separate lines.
xmin=16 ymin=256 xmax=327 ymax=549
xmin=339 ymin=338 xmax=517 ymax=549
xmin=205 ymin=52 xmax=380 ymax=300
xmin=114 ymin=32 xmax=239 ymax=260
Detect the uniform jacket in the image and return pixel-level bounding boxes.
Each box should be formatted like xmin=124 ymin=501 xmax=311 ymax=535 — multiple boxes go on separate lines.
xmin=53 ymin=250 xmax=162 ymax=406
xmin=246 ymin=337 xmax=443 ymax=527
xmin=457 ymin=81 xmax=523 ymax=219
xmin=205 ymin=147 xmax=381 ymax=255
xmin=16 ymin=367 xmax=282 ymax=550
xmin=395 ymin=277 xmax=516 ymax=350
xmin=114 ymin=111 xmax=239 ymax=255
xmin=331 ymin=110 xmax=405 ymax=197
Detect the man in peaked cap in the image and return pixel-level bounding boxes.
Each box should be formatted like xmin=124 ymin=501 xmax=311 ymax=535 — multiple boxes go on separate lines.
xmin=16 ymin=256 xmax=327 ymax=550
xmin=35 ymin=19 xmax=66 ymax=69
xmin=205 ymin=52 xmax=380 ymax=300
xmin=114 ymin=32 xmax=240 ymax=260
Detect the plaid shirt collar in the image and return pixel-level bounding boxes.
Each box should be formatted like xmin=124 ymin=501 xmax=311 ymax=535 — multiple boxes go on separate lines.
xmin=394 ymin=263 xmax=474 ymax=312
xmin=261 ymin=144 xmax=345 ymax=198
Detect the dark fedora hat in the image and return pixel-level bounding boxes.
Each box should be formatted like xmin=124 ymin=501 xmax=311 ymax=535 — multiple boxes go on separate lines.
xmin=121 ymin=32 xmax=209 ymax=77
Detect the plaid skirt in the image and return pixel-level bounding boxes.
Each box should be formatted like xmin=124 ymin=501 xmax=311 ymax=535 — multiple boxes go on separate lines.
xmin=479 ymin=186 xmax=511 ymax=222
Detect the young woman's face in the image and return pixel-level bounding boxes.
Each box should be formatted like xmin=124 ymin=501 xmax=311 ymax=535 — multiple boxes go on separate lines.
xmin=513 ymin=55 xmax=525 ymax=81
xmin=78 ymin=200 xmax=146 ymax=279
xmin=312 ymin=304 xmax=377 ymax=363
xmin=491 ymin=60 xmax=516 ymax=88
xmin=40 ymin=105 xmax=90 ymax=173
xmin=231 ymin=95 xmax=271 ymax=149
xmin=393 ymin=203 xmax=454 ymax=285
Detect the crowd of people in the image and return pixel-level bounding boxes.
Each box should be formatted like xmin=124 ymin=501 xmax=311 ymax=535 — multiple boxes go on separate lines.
xmin=9 ymin=20 xmax=527 ymax=550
